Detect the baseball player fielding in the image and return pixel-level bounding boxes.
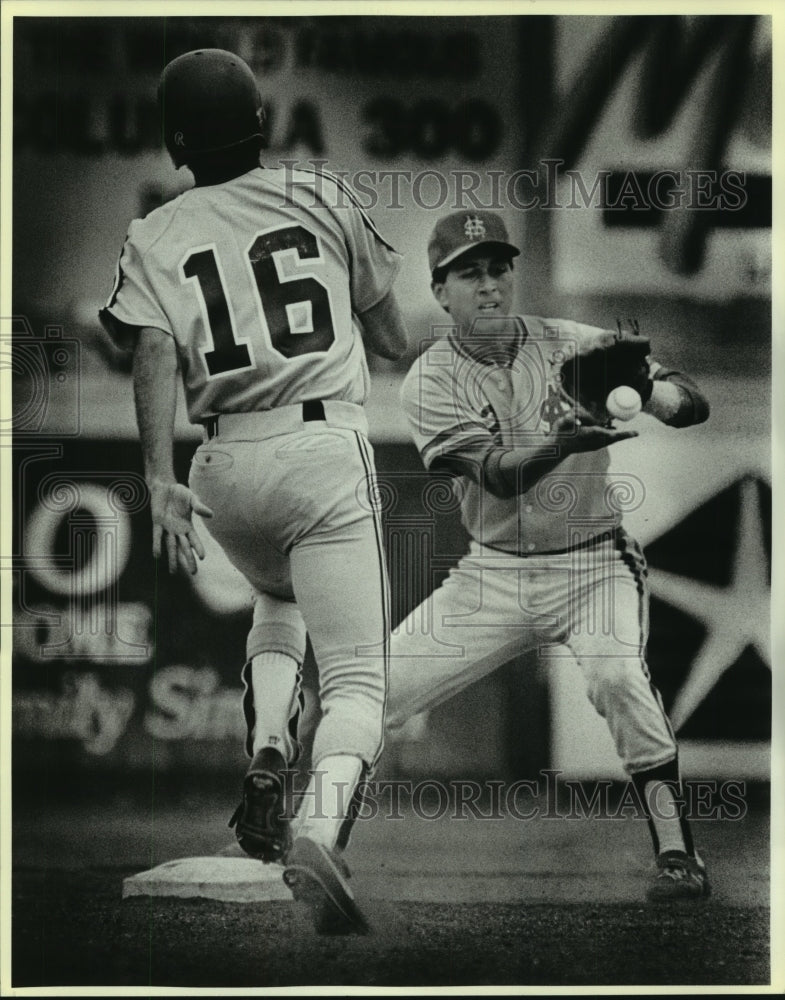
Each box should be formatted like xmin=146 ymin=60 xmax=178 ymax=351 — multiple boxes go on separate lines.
xmin=386 ymin=209 xmax=712 ymax=905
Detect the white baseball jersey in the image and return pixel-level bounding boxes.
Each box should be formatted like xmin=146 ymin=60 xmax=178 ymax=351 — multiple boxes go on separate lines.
xmin=401 ymin=315 xmax=636 ymax=555
xmin=100 ymin=166 xmax=402 ymax=423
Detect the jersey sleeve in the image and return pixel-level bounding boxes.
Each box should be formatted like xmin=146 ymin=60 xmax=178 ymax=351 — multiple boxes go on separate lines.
xmin=327 ymin=176 xmax=402 ymax=314
xmin=98 ymin=224 xmax=173 ymax=349
xmin=400 ymin=356 xmax=495 ymax=471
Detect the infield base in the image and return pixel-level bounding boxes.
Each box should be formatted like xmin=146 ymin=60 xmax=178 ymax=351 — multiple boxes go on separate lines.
xmin=122 ymin=856 xmax=293 ymax=903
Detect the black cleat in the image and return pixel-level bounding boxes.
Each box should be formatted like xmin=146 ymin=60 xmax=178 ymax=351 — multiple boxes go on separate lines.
xmin=283 ymin=836 xmax=369 ymax=935
xmin=228 ymin=747 xmax=291 ymax=863
xmin=647 ymin=850 xmax=711 ymax=902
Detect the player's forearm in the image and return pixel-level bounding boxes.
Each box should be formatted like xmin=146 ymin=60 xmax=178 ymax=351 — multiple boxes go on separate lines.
xmin=357 ymin=290 xmax=409 ymax=360
xmin=132 ymin=327 xmax=179 ymax=486
xmin=484 ymin=444 xmax=569 ymax=498
xmin=644 ymin=368 xmax=710 ymax=427
xmin=433 ymin=444 xmax=566 ymax=499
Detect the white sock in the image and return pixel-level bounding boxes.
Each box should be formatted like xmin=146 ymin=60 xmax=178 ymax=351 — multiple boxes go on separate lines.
xmin=250 ymin=652 xmax=300 ymax=761
xmin=295 ymin=754 xmax=363 ymax=851
xmin=644 ymin=780 xmax=687 ymax=854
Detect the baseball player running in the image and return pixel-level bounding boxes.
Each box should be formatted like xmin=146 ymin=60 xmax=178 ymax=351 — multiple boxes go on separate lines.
xmin=386 ymin=210 xmax=711 ymax=902
xmin=99 ymin=49 xmax=408 ymax=934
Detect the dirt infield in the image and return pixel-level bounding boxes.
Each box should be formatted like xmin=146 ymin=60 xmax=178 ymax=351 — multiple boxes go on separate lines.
xmin=9 ymin=784 xmax=773 ymax=989
xmin=11 ymin=870 xmax=769 ymax=988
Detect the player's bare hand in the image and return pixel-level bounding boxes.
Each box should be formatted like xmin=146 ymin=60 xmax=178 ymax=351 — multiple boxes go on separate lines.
xmin=149 ymin=480 xmax=214 ymax=575
xmin=552 ymin=411 xmax=638 ymax=453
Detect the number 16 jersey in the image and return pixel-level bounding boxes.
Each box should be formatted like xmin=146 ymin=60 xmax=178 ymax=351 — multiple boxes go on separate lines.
xmin=99 ymin=165 xmax=402 ymax=423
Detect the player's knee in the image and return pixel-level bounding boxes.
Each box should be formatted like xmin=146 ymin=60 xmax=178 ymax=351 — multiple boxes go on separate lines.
xmin=313 ymin=710 xmax=383 ymax=769
xmin=384 ymin=702 xmax=410 ymax=735
xmin=246 ymin=627 xmax=306 ymax=664
xmin=385 ymin=707 xmax=429 ymax=743
xmin=585 ymin=657 xmax=643 ymax=711
xmin=385 ymin=711 xmax=404 ymax=735
xmin=248 ymin=595 xmax=306 ymax=659
xmin=319 ymin=659 xmax=387 ymax=707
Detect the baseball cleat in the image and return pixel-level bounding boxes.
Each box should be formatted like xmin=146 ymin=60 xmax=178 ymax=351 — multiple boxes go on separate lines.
xmin=283 ymin=836 xmax=370 ymax=935
xmin=228 ymin=747 xmax=291 ymax=863
xmin=646 ymin=850 xmax=710 ymax=902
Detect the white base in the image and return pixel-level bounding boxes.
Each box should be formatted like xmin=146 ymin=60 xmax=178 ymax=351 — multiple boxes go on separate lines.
xmin=122 ymin=855 xmax=293 ymax=903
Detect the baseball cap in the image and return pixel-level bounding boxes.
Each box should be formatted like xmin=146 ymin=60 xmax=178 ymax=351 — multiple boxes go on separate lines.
xmin=428 ymin=211 xmax=520 ymax=274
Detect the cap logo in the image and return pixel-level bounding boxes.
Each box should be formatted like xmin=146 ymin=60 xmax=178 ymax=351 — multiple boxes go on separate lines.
xmin=464 ymin=215 xmax=486 ymax=240
xmin=174 ymin=131 xmax=185 ymax=147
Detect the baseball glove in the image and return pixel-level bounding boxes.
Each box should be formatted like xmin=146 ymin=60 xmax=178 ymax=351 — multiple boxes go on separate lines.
xmin=557 ymin=318 xmax=652 ymax=425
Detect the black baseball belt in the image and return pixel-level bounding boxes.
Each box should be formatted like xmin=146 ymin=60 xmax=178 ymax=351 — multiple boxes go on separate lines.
xmin=204 ymin=400 xmax=326 ymax=440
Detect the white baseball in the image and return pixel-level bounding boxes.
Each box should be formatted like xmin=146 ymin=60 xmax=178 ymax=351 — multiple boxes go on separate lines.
xmin=606 ymin=385 xmax=642 ymax=421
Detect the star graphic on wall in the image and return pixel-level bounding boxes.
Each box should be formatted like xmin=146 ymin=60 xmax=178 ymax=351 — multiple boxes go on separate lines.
xmin=647 ymin=476 xmax=770 ymax=732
